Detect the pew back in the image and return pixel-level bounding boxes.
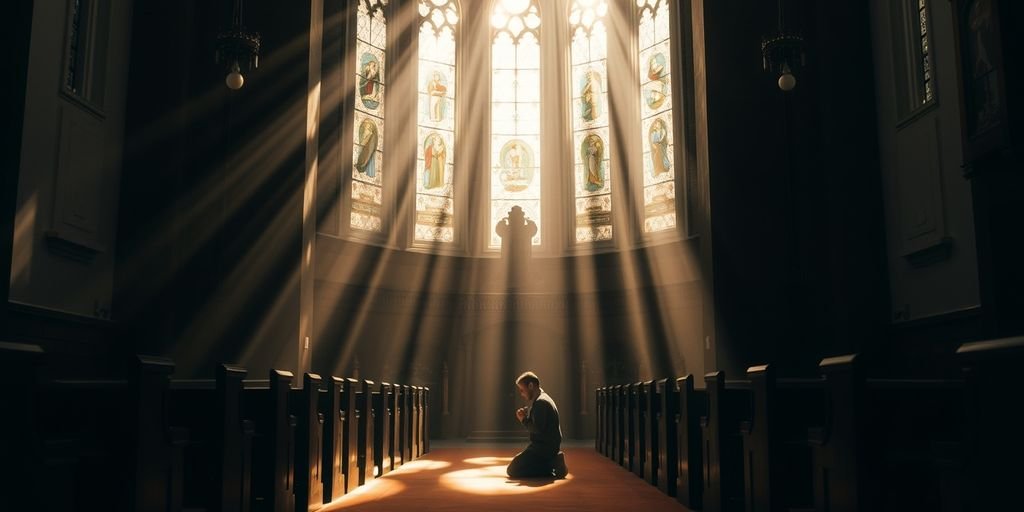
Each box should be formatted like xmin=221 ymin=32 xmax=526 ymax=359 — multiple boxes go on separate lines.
xmin=676 ymin=375 xmax=706 ymax=509
xmin=701 ymin=372 xmax=750 ymax=512
xmin=241 ymin=370 xmax=295 ymax=512
xmin=373 ymin=382 xmax=393 ymax=476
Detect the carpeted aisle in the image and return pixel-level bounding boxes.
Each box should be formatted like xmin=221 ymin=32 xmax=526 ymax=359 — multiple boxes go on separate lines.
xmin=321 ymin=444 xmax=692 ymax=511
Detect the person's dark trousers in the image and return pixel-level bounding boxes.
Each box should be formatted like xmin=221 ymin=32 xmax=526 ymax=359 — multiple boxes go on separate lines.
xmin=507 ymin=445 xmax=557 ymax=478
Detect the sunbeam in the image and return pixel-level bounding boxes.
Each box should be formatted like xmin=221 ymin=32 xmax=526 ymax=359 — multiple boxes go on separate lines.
xmin=7 ymin=0 xmax=995 ymax=510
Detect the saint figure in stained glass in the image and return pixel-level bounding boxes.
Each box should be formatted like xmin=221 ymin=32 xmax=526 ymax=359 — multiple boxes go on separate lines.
xmin=423 ymin=133 xmax=446 ymax=189
xmin=581 ymin=134 xmax=604 ymax=191
xmin=499 ymin=139 xmax=534 ymax=192
xmin=356 ymin=119 xmax=379 ymax=177
xmin=426 ymin=70 xmax=448 ymax=123
xmin=645 ymin=52 xmax=667 ymax=110
xmin=580 ymin=70 xmax=601 ymax=122
xmin=359 ymin=54 xmax=382 ymax=109
xmin=649 ymin=118 xmax=669 ymax=177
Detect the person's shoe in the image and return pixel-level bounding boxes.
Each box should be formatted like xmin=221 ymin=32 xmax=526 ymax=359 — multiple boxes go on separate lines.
xmin=552 ymin=451 xmax=568 ymax=479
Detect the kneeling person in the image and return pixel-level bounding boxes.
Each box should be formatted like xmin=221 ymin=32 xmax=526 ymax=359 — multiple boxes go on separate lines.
xmin=507 ymin=371 xmax=569 ymax=479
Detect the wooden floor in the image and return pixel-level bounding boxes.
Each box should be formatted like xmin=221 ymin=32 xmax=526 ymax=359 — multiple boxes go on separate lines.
xmin=321 ymin=442 xmax=692 ymax=511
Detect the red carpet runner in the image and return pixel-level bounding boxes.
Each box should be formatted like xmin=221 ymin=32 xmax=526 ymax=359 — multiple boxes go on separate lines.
xmin=321 ymin=445 xmax=692 ymax=511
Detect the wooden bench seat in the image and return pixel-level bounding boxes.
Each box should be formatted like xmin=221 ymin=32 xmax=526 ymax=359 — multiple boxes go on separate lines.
xmin=655 ymin=378 xmax=677 ymax=496
xmin=373 ymin=382 xmax=393 ymax=477
xmin=701 ymin=372 xmax=751 ymax=512
xmin=0 ymin=342 xmax=45 ymax=511
xmin=813 ymin=355 xmax=966 ymax=512
xmin=35 ymin=355 xmax=178 ymax=512
xmin=676 ymin=375 xmax=706 ymax=509
xmin=289 ymin=373 xmax=324 ymax=511
xmin=167 ymin=365 xmax=253 ymax=512
xmin=957 ymin=336 xmax=1024 ymax=511
xmin=642 ymin=380 xmax=660 ymax=486
xmin=240 ymin=371 xmax=295 ymax=512
xmin=741 ymin=365 xmax=823 ymax=512
xmin=356 ymin=379 xmax=376 ymax=485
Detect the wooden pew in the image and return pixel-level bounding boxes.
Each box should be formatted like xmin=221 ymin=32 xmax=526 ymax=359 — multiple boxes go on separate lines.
xmin=957 ymin=336 xmax=1024 ymax=512
xmin=401 ymin=384 xmax=413 ymax=463
xmin=741 ymin=365 xmax=821 ymax=512
xmin=602 ymin=386 xmax=612 ymax=459
xmin=320 ymin=377 xmax=346 ymax=502
xmin=134 ymin=355 xmax=182 ymax=512
xmin=605 ymin=387 xmax=613 ymax=456
xmin=412 ymin=386 xmax=422 ymax=459
xmin=619 ymin=384 xmax=630 ymax=469
xmin=643 ymin=380 xmax=660 ymax=486
xmin=417 ymin=386 xmax=425 ymax=458
xmin=676 ymin=375 xmax=706 ymax=509
xmin=405 ymin=385 xmax=415 ymax=463
xmin=602 ymin=387 xmax=612 ymax=459
xmin=604 ymin=386 xmax=614 ymax=459
xmin=624 ymin=382 xmax=639 ymax=473
xmin=812 ymin=355 xmax=966 ymax=512
xmin=423 ymin=386 xmax=431 ymax=454
xmin=867 ymin=367 xmax=964 ymax=512
xmin=35 ymin=355 xmax=178 ymax=512
xmin=633 ymin=382 xmax=648 ymax=479
xmin=291 ymin=373 xmax=324 ymax=511
xmin=809 ymin=355 xmax=863 ymax=512
xmin=242 ymin=370 xmax=295 ymax=512
xmin=356 ymin=379 xmax=376 ymax=484
xmin=656 ymin=378 xmax=678 ymax=496
xmin=595 ymin=387 xmax=601 ymax=453
xmin=230 ymin=372 xmax=257 ymax=512
xmin=339 ymin=378 xmax=360 ymax=494
xmin=167 ymin=364 xmax=254 ymax=512
xmin=0 ymin=342 xmax=44 ymax=512
xmin=389 ymin=382 xmax=403 ymax=469
xmin=613 ymin=384 xmax=625 ymax=466
xmin=701 ymin=371 xmax=751 ymax=512
xmin=373 ymin=382 xmax=393 ymax=476
xmin=167 ymin=426 xmax=189 ymax=512
xmin=134 ymin=356 xmax=183 ymax=512
xmin=596 ymin=387 xmax=605 ymax=455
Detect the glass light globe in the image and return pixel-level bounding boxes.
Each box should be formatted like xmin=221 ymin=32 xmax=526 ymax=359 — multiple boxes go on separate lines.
xmin=778 ymin=72 xmax=796 ymax=91
xmin=226 ymin=61 xmax=244 ymax=90
xmin=226 ymin=70 xmax=245 ymax=90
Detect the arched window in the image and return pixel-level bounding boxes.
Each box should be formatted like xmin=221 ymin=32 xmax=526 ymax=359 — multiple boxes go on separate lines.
xmin=416 ymin=0 xmax=459 ymax=244
xmin=351 ymin=0 xmax=388 ymax=233
xmin=569 ymin=0 xmax=611 ymax=243
xmin=330 ymin=0 xmax=689 ymax=251
xmin=637 ymin=0 xmax=676 ymax=233
xmin=490 ymin=0 xmax=542 ymax=248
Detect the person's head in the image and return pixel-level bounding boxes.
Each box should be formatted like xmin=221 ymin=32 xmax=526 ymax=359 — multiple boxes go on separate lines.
xmin=516 ymin=371 xmax=541 ymax=401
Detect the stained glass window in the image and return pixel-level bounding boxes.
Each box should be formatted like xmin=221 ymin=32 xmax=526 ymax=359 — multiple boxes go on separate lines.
xmin=351 ymin=0 xmax=388 ymax=233
xmin=63 ymin=0 xmax=109 ymax=109
xmin=570 ymin=0 xmax=611 ymax=243
xmin=415 ymin=0 xmax=459 ymax=244
xmin=917 ymin=0 xmax=933 ymax=103
xmin=490 ymin=0 xmax=542 ymax=248
xmin=894 ymin=0 xmax=937 ymax=120
xmin=637 ymin=0 xmax=676 ymax=234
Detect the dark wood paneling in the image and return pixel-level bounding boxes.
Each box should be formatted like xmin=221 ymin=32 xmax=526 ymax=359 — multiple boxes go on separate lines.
xmin=4 ymin=302 xmax=121 ymax=378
